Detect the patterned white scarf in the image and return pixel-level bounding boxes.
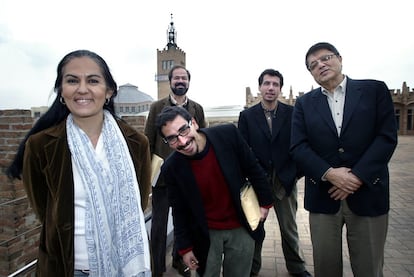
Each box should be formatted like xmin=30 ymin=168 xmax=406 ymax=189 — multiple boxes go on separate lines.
xmin=67 ymin=110 xmax=151 ymax=276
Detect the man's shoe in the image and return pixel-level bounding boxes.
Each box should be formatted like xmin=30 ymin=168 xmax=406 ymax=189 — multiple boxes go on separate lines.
xmin=291 ymin=270 xmax=312 ymax=277
xmin=172 ymin=257 xmax=191 ymax=277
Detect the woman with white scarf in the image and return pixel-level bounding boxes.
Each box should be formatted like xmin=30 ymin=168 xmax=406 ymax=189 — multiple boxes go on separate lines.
xmin=7 ymin=50 xmax=152 ymax=277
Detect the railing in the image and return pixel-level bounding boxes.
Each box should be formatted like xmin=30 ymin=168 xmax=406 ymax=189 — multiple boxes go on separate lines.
xmin=7 ymin=260 xmax=37 ymax=277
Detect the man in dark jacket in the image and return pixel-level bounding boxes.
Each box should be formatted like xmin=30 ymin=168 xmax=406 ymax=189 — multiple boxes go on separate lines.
xmin=156 ymin=106 xmax=274 ymax=276
xmin=239 ymin=69 xmax=311 ymax=277
xmin=291 ymin=42 xmax=398 ymax=277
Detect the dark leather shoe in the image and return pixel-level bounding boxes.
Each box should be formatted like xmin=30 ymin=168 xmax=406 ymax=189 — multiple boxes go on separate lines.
xmin=291 ymin=270 xmax=312 ymax=277
xmin=172 ymin=257 xmax=191 ymax=277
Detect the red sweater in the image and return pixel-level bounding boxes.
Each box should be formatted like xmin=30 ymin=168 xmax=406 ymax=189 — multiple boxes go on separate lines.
xmin=190 ymin=144 xmax=241 ymax=230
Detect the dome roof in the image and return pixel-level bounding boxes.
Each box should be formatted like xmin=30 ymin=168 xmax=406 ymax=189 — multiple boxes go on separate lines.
xmin=115 ymin=83 xmax=154 ymax=103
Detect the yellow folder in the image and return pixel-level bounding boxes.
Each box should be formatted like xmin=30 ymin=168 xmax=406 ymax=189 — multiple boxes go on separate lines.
xmin=151 ymin=154 xmax=164 ymax=187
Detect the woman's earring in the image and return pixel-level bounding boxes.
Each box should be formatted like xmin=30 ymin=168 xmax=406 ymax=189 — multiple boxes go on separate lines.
xmin=105 ymin=98 xmax=110 ymax=105
xmin=59 ymin=96 xmax=66 ymax=105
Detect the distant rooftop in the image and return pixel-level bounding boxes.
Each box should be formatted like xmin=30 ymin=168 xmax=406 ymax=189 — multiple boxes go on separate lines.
xmin=115 ymin=83 xmax=153 ymax=103
xmin=137 ymin=105 xmax=244 ymax=119
xmin=204 ymin=105 xmax=244 ymax=118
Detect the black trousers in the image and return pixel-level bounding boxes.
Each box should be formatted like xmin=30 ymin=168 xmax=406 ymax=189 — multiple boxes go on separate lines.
xmin=150 ymin=185 xmax=179 ymax=275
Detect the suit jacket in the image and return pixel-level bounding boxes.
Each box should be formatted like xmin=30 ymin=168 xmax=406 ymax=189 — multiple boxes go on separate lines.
xmin=161 ymin=124 xmax=274 ymax=276
xmin=144 ymin=96 xmax=206 ymax=186
xmin=22 ymin=118 xmax=151 ymax=277
xmin=290 ymin=77 xmax=398 ymax=216
xmin=238 ymin=101 xmax=299 ymax=196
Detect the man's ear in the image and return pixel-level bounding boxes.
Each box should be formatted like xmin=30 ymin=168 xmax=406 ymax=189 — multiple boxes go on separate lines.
xmin=191 ymin=118 xmax=199 ymax=130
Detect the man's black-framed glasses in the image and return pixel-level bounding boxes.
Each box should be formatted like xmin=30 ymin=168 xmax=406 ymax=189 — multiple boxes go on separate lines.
xmin=308 ymin=54 xmax=337 ymax=71
xmin=163 ymin=121 xmax=192 ymax=145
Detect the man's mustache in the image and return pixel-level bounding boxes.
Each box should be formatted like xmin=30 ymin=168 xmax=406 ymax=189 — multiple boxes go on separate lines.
xmin=176 ymin=139 xmax=192 ymax=150
xmin=175 ymin=82 xmax=186 ymax=88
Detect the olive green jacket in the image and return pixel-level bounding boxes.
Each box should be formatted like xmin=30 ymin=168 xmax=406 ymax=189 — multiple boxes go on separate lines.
xmin=22 ymin=118 xmax=151 ymax=276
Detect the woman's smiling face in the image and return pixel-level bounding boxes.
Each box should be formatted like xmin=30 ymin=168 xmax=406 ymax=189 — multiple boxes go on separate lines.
xmin=61 ymin=56 xmax=113 ymax=121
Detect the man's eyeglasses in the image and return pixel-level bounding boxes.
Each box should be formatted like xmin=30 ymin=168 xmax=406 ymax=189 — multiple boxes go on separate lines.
xmin=308 ymin=54 xmax=337 ymax=71
xmin=163 ymin=121 xmax=192 ymax=145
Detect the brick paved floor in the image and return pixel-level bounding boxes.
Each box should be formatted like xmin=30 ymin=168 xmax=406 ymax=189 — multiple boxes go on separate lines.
xmin=163 ymin=136 xmax=414 ymax=276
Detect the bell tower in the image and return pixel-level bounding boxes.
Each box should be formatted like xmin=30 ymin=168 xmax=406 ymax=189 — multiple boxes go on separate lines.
xmin=155 ymin=14 xmax=186 ymax=100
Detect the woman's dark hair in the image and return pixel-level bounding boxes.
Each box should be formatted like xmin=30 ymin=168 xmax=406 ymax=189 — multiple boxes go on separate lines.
xmin=6 ymin=50 xmax=118 ymax=179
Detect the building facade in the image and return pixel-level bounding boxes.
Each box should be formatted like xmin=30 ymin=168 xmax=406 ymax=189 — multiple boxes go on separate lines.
xmin=392 ymin=82 xmax=414 ymax=135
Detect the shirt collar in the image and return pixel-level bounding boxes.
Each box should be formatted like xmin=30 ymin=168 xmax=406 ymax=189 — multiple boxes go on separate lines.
xmin=169 ymin=93 xmax=188 ymax=107
xmin=321 ymin=76 xmax=347 ymax=96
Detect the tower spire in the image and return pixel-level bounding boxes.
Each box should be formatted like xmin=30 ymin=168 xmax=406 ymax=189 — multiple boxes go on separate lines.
xmin=166 ymin=13 xmax=177 ymax=49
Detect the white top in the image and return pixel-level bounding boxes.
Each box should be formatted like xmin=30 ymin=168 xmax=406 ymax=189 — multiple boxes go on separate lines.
xmin=73 ymin=135 xmax=108 ymax=270
xmin=321 ymin=76 xmax=347 ymax=136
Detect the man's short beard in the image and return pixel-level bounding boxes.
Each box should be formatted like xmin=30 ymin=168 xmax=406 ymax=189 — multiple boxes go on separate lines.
xmin=171 ymin=87 xmax=188 ymax=96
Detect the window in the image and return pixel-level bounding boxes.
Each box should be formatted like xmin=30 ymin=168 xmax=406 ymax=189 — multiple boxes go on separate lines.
xmin=162 ymin=60 xmax=175 ymax=70
xmin=407 ymin=109 xmax=413 ymax=130
xmin=395 ymin=109 xmax=400 ymax=130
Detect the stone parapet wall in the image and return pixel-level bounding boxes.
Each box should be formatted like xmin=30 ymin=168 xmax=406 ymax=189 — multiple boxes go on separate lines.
xmin=0 ymin=110 xmax=38 ymax=277
xmin=121 ymin=114 xmax=147 ymax=133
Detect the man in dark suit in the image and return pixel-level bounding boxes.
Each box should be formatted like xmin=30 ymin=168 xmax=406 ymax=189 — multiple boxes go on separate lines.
xmin=238 ymin=69 xmax=311 ymax=277
xmin=144 ymin=65 xmax=206 ymax=276
xmin=155 ymin=106 xmax=274 ymax=277
xmin=290 ymin=42 xmax=398 ymax=277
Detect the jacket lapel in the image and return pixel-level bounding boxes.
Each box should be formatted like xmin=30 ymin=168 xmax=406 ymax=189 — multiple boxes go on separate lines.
xmin=271 ymin=102 xmax=287 ymax=140
xmin=173 ymin=154 xmax=209 ymax=230
xmin=341 ymin=79 xmax=362 ymax=136
xmin=312 ymin=89 xmax=338 ymax=136
xmin=43 ymin=121 xmax=74 ymax=234
xmin=252 ymin=104 xmax=272 ymax=139
xmin=44 ymin=122 xmax=73 ymax=201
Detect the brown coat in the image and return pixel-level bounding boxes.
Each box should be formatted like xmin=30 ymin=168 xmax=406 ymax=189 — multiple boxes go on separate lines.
xmin=22 ymin=118 xmax=151 ymax=276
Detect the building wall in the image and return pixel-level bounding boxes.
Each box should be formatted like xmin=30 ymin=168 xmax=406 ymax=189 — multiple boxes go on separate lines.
xmin=116 ymin=101 xmax=152 ymax=114
xmin=30 ymin=106 xmax=48 ymax=119
xmin=0 ymin=110 xmax=38 ymax=277
xmin=391 ymin=82 xmax=414 ymax=135
xmin=122 ymin=114 xmax=147 ymax=134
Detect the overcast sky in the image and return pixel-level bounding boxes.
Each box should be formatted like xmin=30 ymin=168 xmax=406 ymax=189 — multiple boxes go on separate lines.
xmin=0 ymin=0 xmax=413 ymax=110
